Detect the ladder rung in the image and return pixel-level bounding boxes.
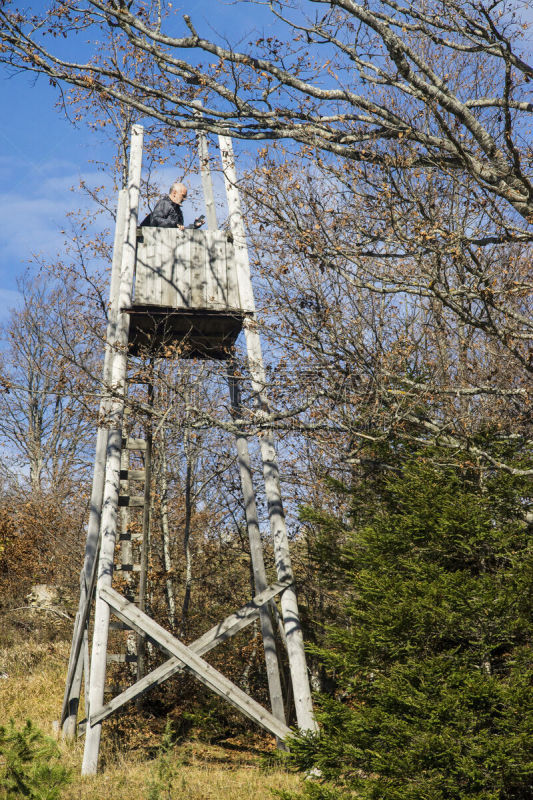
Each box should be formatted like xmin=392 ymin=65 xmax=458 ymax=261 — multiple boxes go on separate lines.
xmin=118 ymin=495 xmax=145 ymax=507
xmin=115 ymin=563 xmax=141 ymax=572
xmin=106 ymin=653 xmax=138 ymax=664
xmin=120 ymin=469 xmax=146 ymax=481
xmin=124 ymin=438 xmax=147 ymax=451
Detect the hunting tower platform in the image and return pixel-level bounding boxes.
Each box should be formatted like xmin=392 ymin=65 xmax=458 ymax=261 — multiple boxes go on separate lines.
xmin=129 ymin=228 xmax=244 ymax=358
xmin=62 ymin=125 xmax=316 ymax=775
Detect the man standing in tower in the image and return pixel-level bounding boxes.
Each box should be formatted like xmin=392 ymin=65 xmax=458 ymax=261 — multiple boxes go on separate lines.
xmin=141 ymin=181 xmax=205 ymax=228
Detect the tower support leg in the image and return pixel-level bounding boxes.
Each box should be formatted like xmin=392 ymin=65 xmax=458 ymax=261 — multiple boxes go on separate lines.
xmin=137 ymin=363 xmax=154 ymax=682
xmin=82 ymin=124 xmax=144 ymax=775
xmin=244 ymin=324 xmax=317 ymax=733
xmin=61 ymin=187 xmax=129 ymax=738
xmin=227 ymin=361 xmax=286 ymax=729
xmin=219 ymin=135 xmax=317 ymax=733
xmin=81 ymin=428 xmax=123 ymax=773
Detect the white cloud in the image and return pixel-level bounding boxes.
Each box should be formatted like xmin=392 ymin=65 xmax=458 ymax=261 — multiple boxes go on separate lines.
xmin=0 ymin=162 xmax=113 ymax=282
xmin=0 ymin=192 xmax=70 ymax=259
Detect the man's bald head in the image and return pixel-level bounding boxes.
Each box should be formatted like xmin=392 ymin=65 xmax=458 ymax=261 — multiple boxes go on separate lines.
xmin=169 ymin=181 xmax=187 ymax=204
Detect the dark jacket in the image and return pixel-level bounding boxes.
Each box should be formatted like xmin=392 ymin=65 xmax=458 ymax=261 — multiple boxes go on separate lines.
xmin=140 ymin=195 xmax=184 ymax=228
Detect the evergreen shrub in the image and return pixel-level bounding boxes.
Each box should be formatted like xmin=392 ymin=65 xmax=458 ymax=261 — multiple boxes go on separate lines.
xmin=0 ymin=719 xmax=71 ymax=800
xmin=287 ymin=450 xmax=533 ymax=800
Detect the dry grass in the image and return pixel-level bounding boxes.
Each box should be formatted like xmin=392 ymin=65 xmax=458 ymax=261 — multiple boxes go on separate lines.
xmin=61 ymin=745 xmax=300 ymax=800
xmin=0 ymin=630 xmax=302 ymax=800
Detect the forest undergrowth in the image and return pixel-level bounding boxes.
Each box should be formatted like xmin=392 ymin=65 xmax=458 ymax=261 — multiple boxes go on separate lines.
xmin=0 ymin=621 xmax=299 ymax=800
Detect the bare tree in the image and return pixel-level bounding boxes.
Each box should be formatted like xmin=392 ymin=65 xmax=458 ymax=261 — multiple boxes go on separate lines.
xmin=0 ymin=275 xmax=96 ymax=493
xmin=0 ymin=0 xmax=531 ymax=220
xmin=0 ymin=0 xmax=530 ymax=528
xmin=234 ymin=146 xmax=531 ymax=480
xmin=0 ymin=0 xmax=530 ymax=468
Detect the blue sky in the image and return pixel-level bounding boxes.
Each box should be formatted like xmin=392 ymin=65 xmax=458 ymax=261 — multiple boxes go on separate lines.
xmin=0 ymin=72 xmax=92 ymax=316
xmin=2 ymin=0 xmax=531 ymax=329
xmin=0 ymin=0 xmax=279 ymax=323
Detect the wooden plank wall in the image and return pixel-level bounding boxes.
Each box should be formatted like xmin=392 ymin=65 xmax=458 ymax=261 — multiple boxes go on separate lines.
xmin=135 ymin=229 xmax=240 ymax=310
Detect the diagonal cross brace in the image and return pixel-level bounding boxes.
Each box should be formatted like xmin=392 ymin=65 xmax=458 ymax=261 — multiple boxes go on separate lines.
xmin=94 ymin=584 xmax=292 ymax=740
xmin=91 ymin=578 xmax=291 ymax=725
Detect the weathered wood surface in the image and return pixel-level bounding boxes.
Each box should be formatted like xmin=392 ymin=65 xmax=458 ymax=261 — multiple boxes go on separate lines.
xmin=61 ymin=188 xmax=129 ymax=737
xmin=90 ymin=578 xmax=292 ymax=725
xmin=82 ymin=123 xmax=144 ymax=777
xmin=220 ymin=136 xmax=317 ymax=734
xmin=198 ymin=129 xmax=218 ymax=232
xmin=135 ymin=229 xmax=240 ymax=311
xmin=97 ymin=585 xmax=291 ymax=741
xmin=227 ymin=362 xmax=286 ymax=728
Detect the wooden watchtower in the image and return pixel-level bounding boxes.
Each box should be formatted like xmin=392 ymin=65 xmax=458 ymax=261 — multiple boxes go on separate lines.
xmin=61 ymin=125 xmax=316 ymax=774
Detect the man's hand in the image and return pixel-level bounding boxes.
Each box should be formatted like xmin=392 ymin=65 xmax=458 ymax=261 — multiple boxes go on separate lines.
xmin=193 ymin=215 xmax=206 ymax=228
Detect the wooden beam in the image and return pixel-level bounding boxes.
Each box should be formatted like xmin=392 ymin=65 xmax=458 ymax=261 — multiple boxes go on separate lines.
xmin=120 ymin=469 xmax=146 ymax=481
xmin=91 ymin=579 xmax=290 ymax=724
xmin=95 ymin=585 xmax=291 ymax=741
xmin=137 ymin=369 xmax=153 ymax=682
xmin=118 ymin=495 xmax=145 ymax=507
xmin=197 ymin=129 xmax=218 ymax=231
xmin=219 ymin=136 xmax=317 ymax=734
xmin=227 ymin=362 xmax=286 ymax=728
xmin=193 ymin=579 xmax=290 ymax=652
xmin=218 ymin=136 xmax=255 ymax=314
xmin=124 ymin=437 xmax=147 ymax=450
xmin=82 ymin=124 xmax=144 ymax=777
xmin=61 ymin=187 xmax=129 ymax=736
